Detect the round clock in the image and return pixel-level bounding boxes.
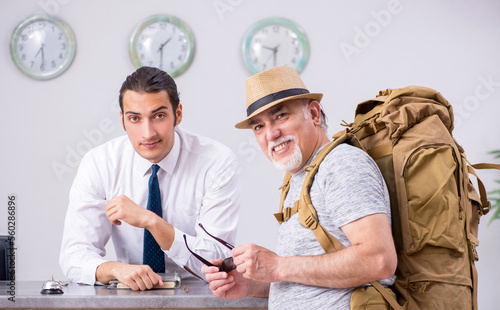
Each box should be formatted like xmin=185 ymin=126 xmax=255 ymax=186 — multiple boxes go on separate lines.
xmin=129 ymin=14 xmax=195 ymax=78
xmin=10 ymin=14 xmax=76 ymax=80
xmin=242 ymin=17 xmax=309 ymax=75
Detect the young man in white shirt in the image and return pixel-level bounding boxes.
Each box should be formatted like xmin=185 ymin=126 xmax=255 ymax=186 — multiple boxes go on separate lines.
xmin=60 ymin=67 xmax=241 ymax=290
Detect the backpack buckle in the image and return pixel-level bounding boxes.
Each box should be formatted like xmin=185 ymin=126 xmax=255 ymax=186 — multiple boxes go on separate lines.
xmin=283 ymin=207 xmax=292 ymax=221
xmin=274 ymin=212 xmax=283 ymax=224
xmin=304 ymin=215 xmax=316 ymax=228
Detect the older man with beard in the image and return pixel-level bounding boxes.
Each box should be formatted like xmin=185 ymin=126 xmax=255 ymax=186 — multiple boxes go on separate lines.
xmin=202 ymin=66 xmax=397 ymax=309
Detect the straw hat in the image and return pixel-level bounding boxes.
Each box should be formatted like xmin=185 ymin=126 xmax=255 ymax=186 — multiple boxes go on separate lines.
xmin=235 ymin=66 xmax=323 ymax=129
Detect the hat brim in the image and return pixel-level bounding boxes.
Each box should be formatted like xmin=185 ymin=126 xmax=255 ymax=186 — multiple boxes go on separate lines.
xmin=235 ymin=93 xmax=323 ymax=129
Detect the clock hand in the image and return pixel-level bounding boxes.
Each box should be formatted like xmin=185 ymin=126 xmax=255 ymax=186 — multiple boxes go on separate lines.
xmin=35 ymin=44 xmax=45 ymax=70
xmin=264 ymin=52 xmax=274 ymax=66
xmin=272 ymin=44 xmax=280 ymax=66
xmin=157 ymin=34 xmax=174 ymax=69
xmin=158 ymin=37 xmax=173 ymax=52
xmin=262 ymin=44 xmax=280 ymax=66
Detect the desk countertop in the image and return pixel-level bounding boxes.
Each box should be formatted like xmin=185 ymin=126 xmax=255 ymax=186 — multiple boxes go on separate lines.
xmin=0 ymin=279 xmax=268 ymax=309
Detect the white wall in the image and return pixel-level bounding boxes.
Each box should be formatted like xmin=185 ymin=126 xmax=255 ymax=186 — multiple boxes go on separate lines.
xmin=0 ymin=0 xmax=499 ymax=308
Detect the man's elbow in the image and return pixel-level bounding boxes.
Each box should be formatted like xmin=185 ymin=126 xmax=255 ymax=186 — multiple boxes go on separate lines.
xmin=375 ymin=251 xmax=397 ymax=280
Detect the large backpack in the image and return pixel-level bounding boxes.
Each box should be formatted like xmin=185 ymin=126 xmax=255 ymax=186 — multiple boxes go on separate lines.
xmin=274 ymin=86 xmax=500 ymax=309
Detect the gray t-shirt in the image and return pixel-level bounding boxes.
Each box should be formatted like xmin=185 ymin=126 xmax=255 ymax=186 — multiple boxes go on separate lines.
xmin=268 ymin=143 xmax=395 ymax=310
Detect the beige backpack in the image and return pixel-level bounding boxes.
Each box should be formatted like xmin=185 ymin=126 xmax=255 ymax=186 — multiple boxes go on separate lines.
xmin=275 ymin=86 xmax=500 ymax=309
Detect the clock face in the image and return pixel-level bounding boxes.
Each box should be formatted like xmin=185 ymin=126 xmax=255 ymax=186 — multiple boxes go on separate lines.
xmin=129 ymin=15 xmax=195 ymax=78
xmin=10 ymin=14 xmax=76 ymax=80
xmin=242 ymin=17 xmax=309 ymax=75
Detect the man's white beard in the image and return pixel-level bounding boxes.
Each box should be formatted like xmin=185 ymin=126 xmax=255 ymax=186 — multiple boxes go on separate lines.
xmin=268 ymin=135 xmax=303 ymax=172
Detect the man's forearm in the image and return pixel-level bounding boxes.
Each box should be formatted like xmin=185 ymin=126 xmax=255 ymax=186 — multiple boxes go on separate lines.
xmin=95 ymin=261 xmax=121 ymax=284
xmin=274 ymin=226 xmax=396 ymax=288
xmin=145 ymin=215 xmax=175 ymax=251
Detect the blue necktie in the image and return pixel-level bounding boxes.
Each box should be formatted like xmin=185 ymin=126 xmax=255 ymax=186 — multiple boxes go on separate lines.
xmin=143 ymin=164 xmax=165 ymax=273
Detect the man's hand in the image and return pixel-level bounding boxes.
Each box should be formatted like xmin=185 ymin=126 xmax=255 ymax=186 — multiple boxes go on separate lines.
xmin=202 ymin=259 xmax=269 ymax=299
xmin=105 ymin=195 xmax=156 ymax=228
xmin=96 ymin=262 xmax=163 ymax=291
xmin=232 ymin=244 xmax=281 ymax=283
xmin=106 ymin=194 xmax=175 ymax=253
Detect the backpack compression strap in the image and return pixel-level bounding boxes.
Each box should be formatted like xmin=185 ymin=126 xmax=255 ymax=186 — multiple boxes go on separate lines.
xmin=274 ymin=133 xmax=406 ymax=310
xmin=469 ymin=162 xmax=500 ymax=215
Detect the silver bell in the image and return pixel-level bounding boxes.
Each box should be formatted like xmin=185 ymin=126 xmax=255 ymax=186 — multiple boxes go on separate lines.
xmin=40 ymin=276 xmax=64 ymax=294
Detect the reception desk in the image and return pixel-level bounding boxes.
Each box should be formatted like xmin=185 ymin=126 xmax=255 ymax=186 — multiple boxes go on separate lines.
xmin=0 ymin=279 xmax=268 ymax=309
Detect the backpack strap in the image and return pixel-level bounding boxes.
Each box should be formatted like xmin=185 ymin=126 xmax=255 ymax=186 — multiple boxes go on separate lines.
xmin=468 ymin=162 xmax=500 ymax=215
xmin=274 ymin=172 xmax=292 ymax=224
xmin=274 ymin=133 xmax=351 ymax=224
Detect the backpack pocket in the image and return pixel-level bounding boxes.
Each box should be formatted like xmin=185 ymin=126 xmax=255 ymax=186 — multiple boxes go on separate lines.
xmin=465 ymin=180 xmax=482 ymax=261
xmin=403 ymin=143 xmax=464 ymax=255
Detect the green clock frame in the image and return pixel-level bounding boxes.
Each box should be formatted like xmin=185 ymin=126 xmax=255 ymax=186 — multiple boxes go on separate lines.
xmin=242 ymin=17 xmax=310 ymax=75
xmin=10 ymin=14 xmax=76 ymax=80
xmin=129 ymin=14 xmax=196 ymax=78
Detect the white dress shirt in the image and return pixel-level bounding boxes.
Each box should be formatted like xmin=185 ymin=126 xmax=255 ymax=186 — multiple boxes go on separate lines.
xmin=59 ymin=126 xmax=241 ymax=285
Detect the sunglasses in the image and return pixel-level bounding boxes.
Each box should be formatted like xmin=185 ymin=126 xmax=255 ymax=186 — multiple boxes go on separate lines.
xmin=183 ymin=223 xmax=237 ymax=273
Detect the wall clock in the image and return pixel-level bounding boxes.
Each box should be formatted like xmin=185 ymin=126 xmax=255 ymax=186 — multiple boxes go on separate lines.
xmin=10 ymin=14 xmax=76 ymax=80
xmin=242 ymin=17 xmax=309 ymax=75
xmin=129 ymin=14 xmax=195 ymax=78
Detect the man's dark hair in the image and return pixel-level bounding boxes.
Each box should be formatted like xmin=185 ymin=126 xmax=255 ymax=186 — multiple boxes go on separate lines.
xmin=119 ymin=66 xmax=180 ymax=112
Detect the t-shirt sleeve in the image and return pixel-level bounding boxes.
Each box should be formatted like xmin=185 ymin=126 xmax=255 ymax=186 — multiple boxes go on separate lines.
xmin=319 ymin=144 xmax=390 ymax=228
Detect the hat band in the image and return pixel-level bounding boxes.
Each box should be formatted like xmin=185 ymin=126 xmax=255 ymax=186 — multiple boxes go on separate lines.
xmin=246 ymin=88 xmax=310 ymax=116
